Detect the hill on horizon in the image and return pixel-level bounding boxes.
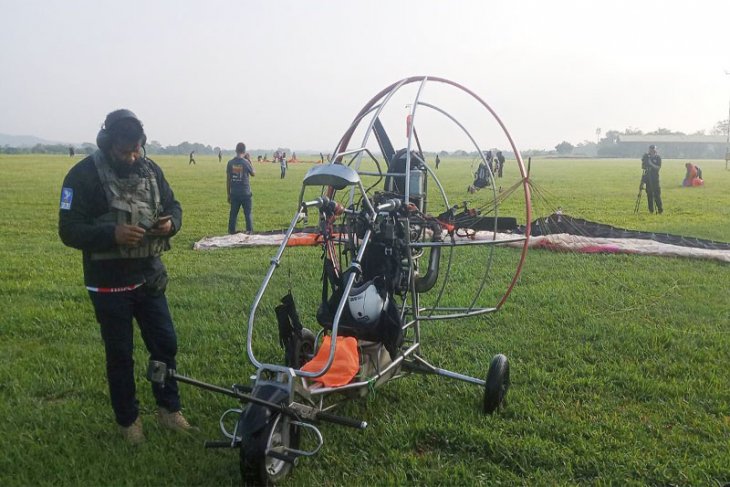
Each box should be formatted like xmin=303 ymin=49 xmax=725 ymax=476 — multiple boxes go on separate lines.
xmin=0 ymin=132 xmax=67 ymax=147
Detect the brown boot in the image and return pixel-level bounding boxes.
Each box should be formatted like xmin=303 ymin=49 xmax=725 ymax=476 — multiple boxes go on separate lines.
xmin=157 ymin=408 xmax=195 ymax=433
xmin=120 ymin=417 xmax=145 ymax=445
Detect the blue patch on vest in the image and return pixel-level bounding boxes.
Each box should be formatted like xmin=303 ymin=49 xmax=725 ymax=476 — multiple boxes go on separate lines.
xmin=60 ymin=187 xmax=73 ymax=210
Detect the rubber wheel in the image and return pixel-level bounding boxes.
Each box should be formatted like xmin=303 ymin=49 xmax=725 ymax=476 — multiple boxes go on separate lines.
xmin=483 ymin=354 xmax=510 ymax=414
xmin=297 ymin=328 xmax=316 ymax=368
xmin=240 ymin=413 xmax=299 ymax=486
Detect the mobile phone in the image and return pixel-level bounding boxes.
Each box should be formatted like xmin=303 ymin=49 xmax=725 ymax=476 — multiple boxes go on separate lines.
xmin=151 ymin=215 xmax=172 ymax=229
xmin=138 ymin=217 xmax=155 ymax=231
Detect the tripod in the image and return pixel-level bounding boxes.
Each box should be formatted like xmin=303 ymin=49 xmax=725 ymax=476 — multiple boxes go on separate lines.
xmin=633 ymin=169 xmax=647 ymax=213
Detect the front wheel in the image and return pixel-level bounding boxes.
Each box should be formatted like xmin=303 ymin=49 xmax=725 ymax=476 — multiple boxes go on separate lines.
xmin=240 ymin=413 xmax=299 ymax=485
xmin=483 ymin=354 xmax=510 ymax=414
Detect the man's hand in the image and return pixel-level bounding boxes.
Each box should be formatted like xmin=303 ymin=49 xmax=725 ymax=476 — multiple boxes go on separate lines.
xmin=147 ymin=217 xmax=173 ymax=236
xmin=115 ymin=224 xmax=146 ymax=246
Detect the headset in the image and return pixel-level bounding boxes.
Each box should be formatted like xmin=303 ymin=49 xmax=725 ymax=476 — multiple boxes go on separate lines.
xmin=96 ymin=109 xmax=147 ymax=152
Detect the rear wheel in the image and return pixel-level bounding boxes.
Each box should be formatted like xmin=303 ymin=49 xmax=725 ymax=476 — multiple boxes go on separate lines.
xmin=483 ymin=354 xmax=510 ymax=414
xmin=240 ymin=413 xmax=298 ymax=485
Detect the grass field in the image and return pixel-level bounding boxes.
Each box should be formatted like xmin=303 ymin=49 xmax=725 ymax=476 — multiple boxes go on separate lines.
xmin=0 ymin=153 xmax=728 ymax=486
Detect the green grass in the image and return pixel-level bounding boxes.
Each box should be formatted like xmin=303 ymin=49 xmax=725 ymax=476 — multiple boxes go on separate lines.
xmin=0 ymin=154 xmax=728 ymax=486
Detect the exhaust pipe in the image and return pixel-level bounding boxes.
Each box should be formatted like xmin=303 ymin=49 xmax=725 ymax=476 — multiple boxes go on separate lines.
xmin=414 ymin=230 xmax=442 ymax=293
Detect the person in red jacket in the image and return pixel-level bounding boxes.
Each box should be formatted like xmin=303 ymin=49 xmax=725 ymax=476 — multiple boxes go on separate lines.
xmin=682 ymin=162 xmax=704 ymax=187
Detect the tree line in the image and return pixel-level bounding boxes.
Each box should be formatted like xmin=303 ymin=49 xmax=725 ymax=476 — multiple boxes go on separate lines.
xmin=0 ymin=140 xmax=226 ymax=156
xmin=3 ymin=118 xmax=727 ymax=158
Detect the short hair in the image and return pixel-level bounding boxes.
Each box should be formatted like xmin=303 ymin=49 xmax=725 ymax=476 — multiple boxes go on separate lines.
xmin=236 ymin=142 xmax=246 ymax=154
xmin=110 ymin=118 xmax=145 ymax=147
xmin=649 ymin=144 xmax=656 ymax=150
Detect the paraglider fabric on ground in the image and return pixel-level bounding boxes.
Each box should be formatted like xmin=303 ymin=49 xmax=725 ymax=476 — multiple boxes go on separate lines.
xmin=193 ymin=213 xmax=730 ymax=264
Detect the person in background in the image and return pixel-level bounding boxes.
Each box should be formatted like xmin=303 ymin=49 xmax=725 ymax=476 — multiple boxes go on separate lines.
xmin=641 ymin=144 xmax=663 ymax=214
xmin=435 ymin=154 xmax=440 ymax=169
xmin=280 ymin=152 xmax=287 ymax=179
xmin=496 ymin=151 xmax=505 ymax=178
xmin=682 ymin=162 xmax=704 ymax=187
xmin=468 ymin=159 xmax=491 ymax=193
xmin=58 ymin=109 xmax=192 ymax=445
xmin=227 ymin=142 xmax=256 ymax=234
xmin=484 ymin=150 xmax=493 ymax=173
xmin=218 ymin=149 xmax=222 ymax=163
xmin=188 ymin=150 xmax=196 ymax=165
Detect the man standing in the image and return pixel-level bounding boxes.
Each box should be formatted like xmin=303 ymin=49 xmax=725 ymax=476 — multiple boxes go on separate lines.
xmin=279 ymin=152 xmax=287 ymax=179
xmin=189 ymin=150 xmax=196 ymax=165
xmin=58 ymin=109 xmax=191 ymax=445
xmin=218 ymin=149 xmax=222 ymax=163
xmin=227 ymin=142 xmax=255 ymax=234
xmin=641 ymin=144 xmax=663 ymax=214
xmin=496 ymin=151 xmax=506 ymax=178
xmin=484 ymin=150 xmax=493 ymax=173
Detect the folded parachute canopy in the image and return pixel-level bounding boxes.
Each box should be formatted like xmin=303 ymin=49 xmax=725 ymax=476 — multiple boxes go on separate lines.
xmin=526 ymin=213 xmax=730 ymax=251
xmin=193 ymin=214 xmax=730 ymax=263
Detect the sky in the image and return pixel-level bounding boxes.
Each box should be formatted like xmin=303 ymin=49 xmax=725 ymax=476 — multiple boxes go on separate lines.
xmin=1 ymin=0 xmax=729 ymax=151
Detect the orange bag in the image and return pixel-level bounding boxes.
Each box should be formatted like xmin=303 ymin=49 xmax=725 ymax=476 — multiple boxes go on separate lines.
xmin=286 ymin=233 xmax=321 ymax=247
xmin=301 ymin=336 xmax=360 ymax=387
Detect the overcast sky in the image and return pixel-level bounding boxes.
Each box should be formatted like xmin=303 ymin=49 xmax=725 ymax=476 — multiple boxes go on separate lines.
xmin=1 ymin=0 xmax=729 ymax=151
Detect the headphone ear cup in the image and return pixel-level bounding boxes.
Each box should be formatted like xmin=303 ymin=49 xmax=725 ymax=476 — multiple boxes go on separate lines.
xmin=140 ymin=132 xmax=147 ymax=147
xmin=96 ymin=129 xmax=111 ymax=151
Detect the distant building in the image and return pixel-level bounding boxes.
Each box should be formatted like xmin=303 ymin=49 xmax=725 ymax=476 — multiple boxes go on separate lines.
xmin=616 ymin=135 xmax=727 ymax=159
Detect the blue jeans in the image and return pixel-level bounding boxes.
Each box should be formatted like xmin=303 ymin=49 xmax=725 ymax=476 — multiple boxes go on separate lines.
xmin=229 ymin=193 xmax=253 ymax=234
xmin=89 ymin=287 xmax=180 ymax=427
